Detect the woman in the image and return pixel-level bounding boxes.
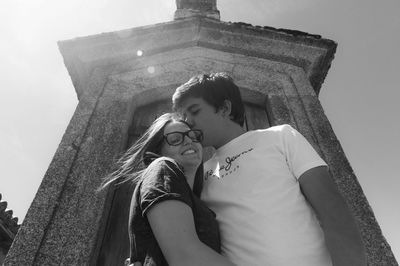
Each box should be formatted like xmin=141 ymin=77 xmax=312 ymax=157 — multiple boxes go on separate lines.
xmin=102 ymin=113 xmax=234 ymax=266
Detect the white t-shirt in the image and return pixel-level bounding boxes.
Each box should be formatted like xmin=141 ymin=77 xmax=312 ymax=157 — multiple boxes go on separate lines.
xmin=202 ymin=125 xmax=332 ymax=266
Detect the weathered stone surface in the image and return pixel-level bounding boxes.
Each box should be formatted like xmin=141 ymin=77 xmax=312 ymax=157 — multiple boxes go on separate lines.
xmin=299 ymin=95 xmax=398 ymax=265
xmin=266 ymin=94 xmax=294 ymax=126
xmin=176 ymin=0 xmax=217 ymax=11
xmin=4 ymin=67 xmax=115 ymax=265
xmin=58 ymin=17 xmax=335 ymax=99
xmin=6 ymin=10 xmax=397 ymax=266
xmin=175 ymin=0 xmax=220 ymax=20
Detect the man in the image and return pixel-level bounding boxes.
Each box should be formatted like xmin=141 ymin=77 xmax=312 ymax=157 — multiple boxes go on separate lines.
xmin=172 ymin=73 xmax=366 ymax=266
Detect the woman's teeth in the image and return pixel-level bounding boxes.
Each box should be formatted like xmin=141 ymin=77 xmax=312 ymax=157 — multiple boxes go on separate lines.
xmin=183 ymin=149 xmax=195 ymax=155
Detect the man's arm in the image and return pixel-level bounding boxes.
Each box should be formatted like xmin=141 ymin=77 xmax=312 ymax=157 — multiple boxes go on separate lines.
xmin=147 ymin=200 xmax=236 ymax=266
xmin=299 ymin=166 xmax=367 ymax=266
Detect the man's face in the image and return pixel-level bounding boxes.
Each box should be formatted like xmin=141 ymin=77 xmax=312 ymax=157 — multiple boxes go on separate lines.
xmin=177 ymin=97 xmax=224 ymax=148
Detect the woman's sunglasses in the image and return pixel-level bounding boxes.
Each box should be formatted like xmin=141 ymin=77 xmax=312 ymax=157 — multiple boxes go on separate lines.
xmin=163 ymin=129 xmax=203 ymax=146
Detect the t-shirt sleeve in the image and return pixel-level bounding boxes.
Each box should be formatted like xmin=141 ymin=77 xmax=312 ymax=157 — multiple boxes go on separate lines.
xmin=280 ymin=125 xmax=327 ymax=179
xmin=139 ymin=158 xmax=193 ymax=216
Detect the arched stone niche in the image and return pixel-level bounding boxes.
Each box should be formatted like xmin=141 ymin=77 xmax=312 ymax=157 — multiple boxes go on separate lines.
xmin=93 ymin=47 xmax=329 ymax=265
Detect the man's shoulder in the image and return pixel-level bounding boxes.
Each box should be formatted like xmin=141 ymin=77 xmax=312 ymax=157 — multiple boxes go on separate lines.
xmin=245 ymin=124 xmax=294 ymax=137
xmin=263 ymin=124 xmax=294 ymax=132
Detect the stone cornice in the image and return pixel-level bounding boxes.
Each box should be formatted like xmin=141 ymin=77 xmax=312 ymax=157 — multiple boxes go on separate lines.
xmin=58 ymin=17 xmax=336 ymax=99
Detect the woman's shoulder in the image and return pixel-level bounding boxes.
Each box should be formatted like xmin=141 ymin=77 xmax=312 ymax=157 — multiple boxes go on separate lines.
xmin=148 ymin=156 xmax=180 ymax=169
xmin=139 ymin=157 xmax=190 ymax=198
xmin=144 ymin=157 xmax=184 ymax=178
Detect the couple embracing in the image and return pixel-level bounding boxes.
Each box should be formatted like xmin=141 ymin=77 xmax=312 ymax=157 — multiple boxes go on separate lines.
xmin=102 ymin=73 xmax=366 ymax=266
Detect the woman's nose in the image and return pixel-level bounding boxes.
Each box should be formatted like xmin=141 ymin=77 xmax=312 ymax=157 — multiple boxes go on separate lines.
xmin=182 ymin=134 xmax=193 ymax=145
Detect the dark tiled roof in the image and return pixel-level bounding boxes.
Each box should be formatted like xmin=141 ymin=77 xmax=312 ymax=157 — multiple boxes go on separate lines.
xmin=0 ymin=193 xmax=20 ymax=240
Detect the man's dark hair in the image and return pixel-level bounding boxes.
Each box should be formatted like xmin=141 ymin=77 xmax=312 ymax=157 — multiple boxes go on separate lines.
xmin=172 ymin=72 xmax=245 ymax=126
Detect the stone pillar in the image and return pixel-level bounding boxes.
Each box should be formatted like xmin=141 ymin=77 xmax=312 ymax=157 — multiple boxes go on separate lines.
xmin=3 ymin=67 xmax=135 ymax=265
xmin=175 ymin=0 xmax=220 ymax=20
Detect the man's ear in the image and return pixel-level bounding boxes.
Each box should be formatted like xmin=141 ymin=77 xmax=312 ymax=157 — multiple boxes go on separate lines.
xmin=218 ymin=100 xmax=232 ymax=118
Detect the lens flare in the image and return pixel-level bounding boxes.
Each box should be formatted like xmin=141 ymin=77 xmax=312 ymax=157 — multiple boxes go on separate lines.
xmin=147 ymin=66 xmax=155 ymax=74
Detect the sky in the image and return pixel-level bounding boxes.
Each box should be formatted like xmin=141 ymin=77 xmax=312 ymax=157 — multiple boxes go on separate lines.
xmin=0 ymin=0 xmax=399 ymax=260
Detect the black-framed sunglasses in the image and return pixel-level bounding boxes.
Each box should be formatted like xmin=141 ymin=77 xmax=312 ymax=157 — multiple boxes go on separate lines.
xmin=163 ymin=129 xmax=203 ymax=146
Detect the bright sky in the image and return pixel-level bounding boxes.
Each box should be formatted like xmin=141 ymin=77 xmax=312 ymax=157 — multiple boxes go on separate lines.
xmin=0 ymin=0 xmax=399 ymax=260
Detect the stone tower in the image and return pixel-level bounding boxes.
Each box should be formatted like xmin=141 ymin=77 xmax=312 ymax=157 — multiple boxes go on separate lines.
xmin=4 ymin=1 xmax=397 ymax=265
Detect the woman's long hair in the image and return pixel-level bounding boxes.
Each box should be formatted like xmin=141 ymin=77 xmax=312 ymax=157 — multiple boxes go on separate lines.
xmin=100 ymin=112 xmax=184 ymax=189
